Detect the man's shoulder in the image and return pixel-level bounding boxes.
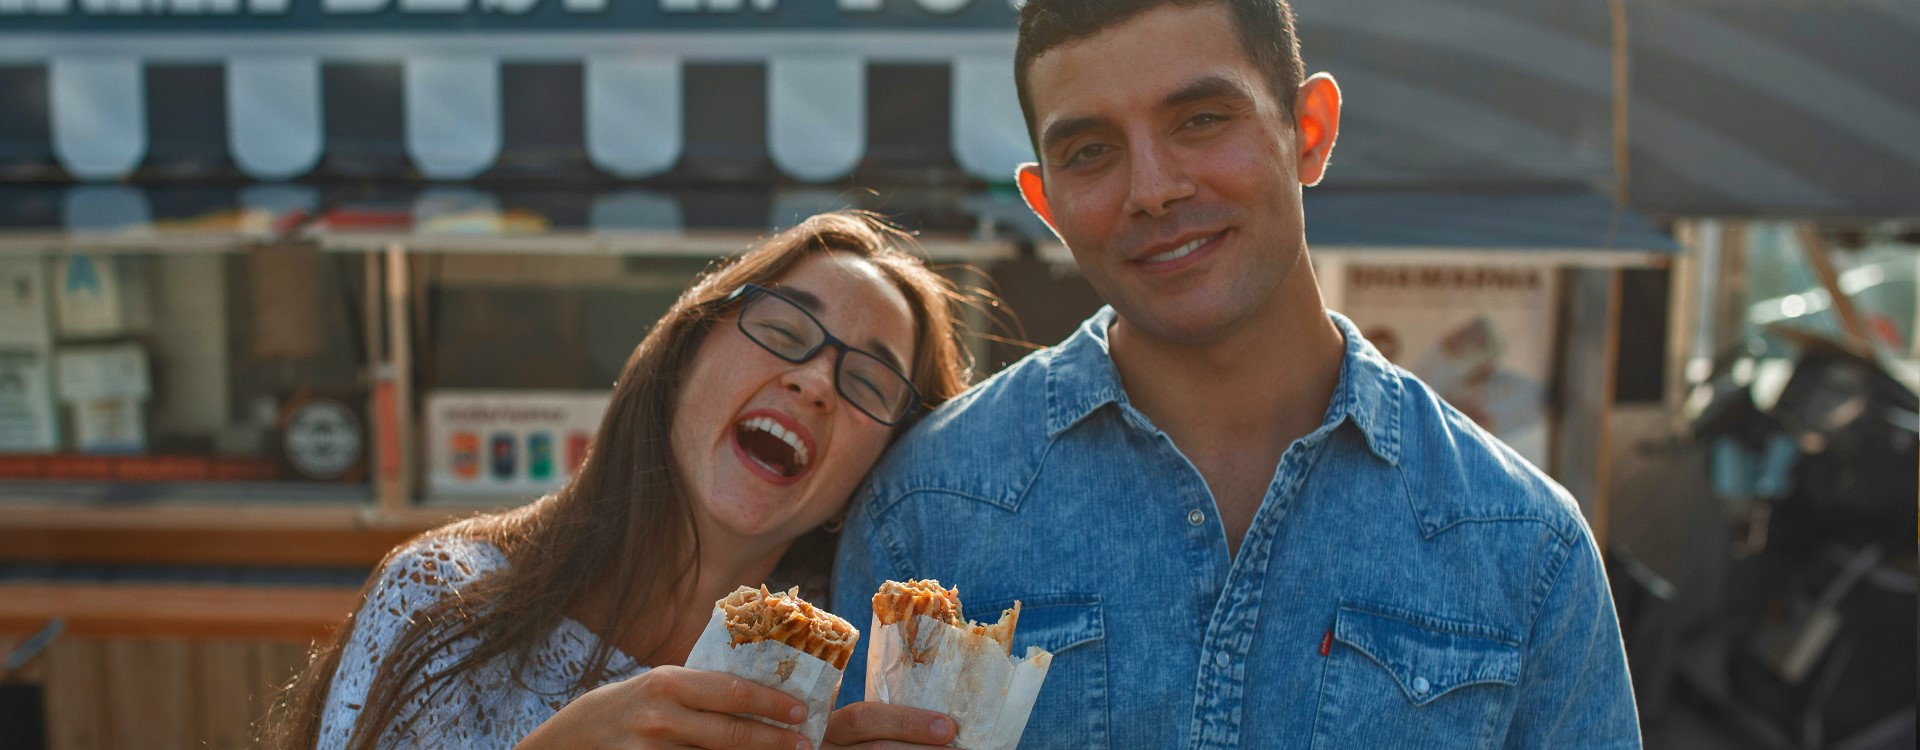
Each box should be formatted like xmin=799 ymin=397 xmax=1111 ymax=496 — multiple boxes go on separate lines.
xmin=864 ymin=347 xmax=1060 ymax=509
xmin=1389 ymin=367 xmax=1589 ymax=545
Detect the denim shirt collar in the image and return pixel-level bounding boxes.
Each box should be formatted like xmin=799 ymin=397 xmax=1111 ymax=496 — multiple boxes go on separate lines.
xmin=1044 ymin=306 xmax=1403 ymax=466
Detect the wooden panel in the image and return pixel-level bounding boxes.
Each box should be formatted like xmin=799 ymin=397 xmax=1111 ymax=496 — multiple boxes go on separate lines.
xmin=104 ymin=639 xmax=194 ymax=750
xmin=253 ymin=641 xmax=314 ymax=719
xmin=44 ymin=638 xmax=107 ymax=750
xmin=0 ymin=585 xmax=360 ymax=641
xmin=195 ymin=641 xmax=257 ymax=750
xmin=0 ymin=526 xmax=418 ymax=567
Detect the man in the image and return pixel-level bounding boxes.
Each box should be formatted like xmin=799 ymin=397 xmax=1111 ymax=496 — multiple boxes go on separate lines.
xmin=834 ymin=0 xmax=1640 ymax=747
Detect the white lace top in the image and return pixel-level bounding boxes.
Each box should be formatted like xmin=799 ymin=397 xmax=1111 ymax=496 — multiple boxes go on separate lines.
xmin=318 ymin=535 xmax=647 ymax=749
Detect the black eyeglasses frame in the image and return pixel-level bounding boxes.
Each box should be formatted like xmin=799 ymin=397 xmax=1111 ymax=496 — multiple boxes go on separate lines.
xmin=725 ymin=284 xmax=922 ymax=426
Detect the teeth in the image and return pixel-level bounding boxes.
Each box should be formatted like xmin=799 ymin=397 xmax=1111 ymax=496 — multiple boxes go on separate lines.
xmin=1147 ymin=235 xmax=1211 ymax=263
xmin=739 ymin=417 xmax=810 ymax=469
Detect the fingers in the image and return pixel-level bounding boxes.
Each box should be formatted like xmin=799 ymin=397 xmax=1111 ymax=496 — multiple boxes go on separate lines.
xmin=679 ymin=710 xmax=812 ymax=750
xmin=665 ymin=668 xmax=808 ymax=725
xmin=823 ymin=702 xmax=957 ymax=747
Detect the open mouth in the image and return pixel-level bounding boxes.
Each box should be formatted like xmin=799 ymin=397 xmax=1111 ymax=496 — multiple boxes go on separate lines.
xmin=734 ymin=415 xmax=812 ymax=480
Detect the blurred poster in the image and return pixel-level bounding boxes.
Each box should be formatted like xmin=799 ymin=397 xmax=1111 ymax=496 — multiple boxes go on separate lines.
xmin=56 ymin=255 xmax=124 ymax=338
xmin=0 ymin=259 xmax=51 ymax=347
xmin=426 ymin=390 xmax=609 ymax=498
xmin=56 ymin=344 xmax=152 ymax=454
xmin=0 ymin=350 xmax=57 ymax=452
xmin=1342 ymin=264 xmax=1559 ymax=467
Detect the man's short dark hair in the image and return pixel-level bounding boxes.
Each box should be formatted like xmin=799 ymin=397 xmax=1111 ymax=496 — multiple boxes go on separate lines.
xmin=1014 ymin=0 xmax=1305 ymax=154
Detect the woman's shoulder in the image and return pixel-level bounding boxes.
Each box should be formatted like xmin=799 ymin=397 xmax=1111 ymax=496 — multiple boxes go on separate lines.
xmin=367 ymin=532 xmax=511 ymax=607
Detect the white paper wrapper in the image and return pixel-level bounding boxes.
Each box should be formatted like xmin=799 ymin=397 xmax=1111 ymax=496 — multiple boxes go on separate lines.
xmin=683 ymin=607 xmax=848 ymax=748
xmin=866 ymin=613 xmax=1053 ymax=750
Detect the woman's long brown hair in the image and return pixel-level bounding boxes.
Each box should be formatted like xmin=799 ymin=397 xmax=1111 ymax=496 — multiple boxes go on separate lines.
xmin=265 ymin=211 xmax=978 ymax=749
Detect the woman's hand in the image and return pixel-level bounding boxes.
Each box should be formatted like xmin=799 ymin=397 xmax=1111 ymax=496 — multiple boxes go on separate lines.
xmin=515 ymin=665 xmax=813 ymax=750
xmin=822 ymin=702 xmax=957 ymax=749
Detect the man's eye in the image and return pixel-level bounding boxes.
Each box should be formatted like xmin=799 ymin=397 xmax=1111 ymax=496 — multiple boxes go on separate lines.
xmin=1186 ymin=113 xmax=1226 ymax=129
xmin=1063 ymin=143 xmax=1110 ymax=167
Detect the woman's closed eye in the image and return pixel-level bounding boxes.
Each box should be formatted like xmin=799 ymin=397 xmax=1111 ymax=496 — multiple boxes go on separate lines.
xmin=755 ymin=320 xmax=807 ymax=347
xmin=849 ymin=372 xmax=887 ymax=402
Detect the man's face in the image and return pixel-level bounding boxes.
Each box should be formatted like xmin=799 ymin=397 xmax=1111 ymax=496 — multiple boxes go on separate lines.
xmin=1021 ymin=3 xmax=1329 ymax=346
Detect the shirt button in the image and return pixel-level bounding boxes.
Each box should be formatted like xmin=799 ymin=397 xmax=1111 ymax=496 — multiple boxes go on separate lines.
xmin=1412 ymin=676 xmax=1430 ymax=695
xmin=1215 ymin=650 xmax=1231 ymax=668
xmin=1187 ymin=509 xmax=1205 ymax=526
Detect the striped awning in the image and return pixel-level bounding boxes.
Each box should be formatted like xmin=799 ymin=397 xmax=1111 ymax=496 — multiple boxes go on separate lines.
xmin=3 ymin=0 xmax=1907 ymax=220
xmin=0 ymin=45 xmax=1029 ymax=187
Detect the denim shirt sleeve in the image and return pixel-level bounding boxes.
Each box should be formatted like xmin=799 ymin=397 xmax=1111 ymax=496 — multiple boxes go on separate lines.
xmin=831 ymin=480 xmax=901 ymax=706
xmin=1504 ymin=528 xmax=1641 ymax=749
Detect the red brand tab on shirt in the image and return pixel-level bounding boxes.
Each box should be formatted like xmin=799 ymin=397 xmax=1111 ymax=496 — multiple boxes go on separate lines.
xmin=1319 ymin=630 xmax=1333 ymax=656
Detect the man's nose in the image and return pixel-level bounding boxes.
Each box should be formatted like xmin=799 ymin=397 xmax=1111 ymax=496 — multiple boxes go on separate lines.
xmin=1123 ymin=139 xmax=1195 ymax=217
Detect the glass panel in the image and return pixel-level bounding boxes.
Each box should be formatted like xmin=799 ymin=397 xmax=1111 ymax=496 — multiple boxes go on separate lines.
xmin=414 ymin=253 xmax=709 ymax=505
xmin=0 ymin=247 xmax=374 ymax=505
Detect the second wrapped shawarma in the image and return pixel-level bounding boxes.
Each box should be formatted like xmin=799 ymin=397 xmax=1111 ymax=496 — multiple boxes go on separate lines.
xmin=867 ymin=579 xmax=1052 ymax=750
xmin=684 ymin=585 xmax=858 ymax=747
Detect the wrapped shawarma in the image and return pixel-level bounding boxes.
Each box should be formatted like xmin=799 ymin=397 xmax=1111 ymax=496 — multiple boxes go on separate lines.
xmin=866 ymin=580 xmax=1052 ymax=750
xmin=684 ymin=585 xmax=858 ymax=747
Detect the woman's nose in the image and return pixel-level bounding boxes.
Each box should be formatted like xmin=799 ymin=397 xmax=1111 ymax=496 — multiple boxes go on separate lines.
xmin=781 ymin=352 xmax=836 ymax=412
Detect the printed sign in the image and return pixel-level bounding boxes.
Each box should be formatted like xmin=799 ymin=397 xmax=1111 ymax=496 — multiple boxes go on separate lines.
xmin=0 ymin=350 xmax=58 ymax=453
xmin=55 ymin=344 xmax=152 ymax=454
xmin=1341 ymin=263 xmax=1559 ymax=468
xmin=55 ymin=255 xmax=125 ymax=338
xmin=0 ymin=259 xmax=52 ymax=349
xmin=427 ymin=390 xmax=609 ymax=498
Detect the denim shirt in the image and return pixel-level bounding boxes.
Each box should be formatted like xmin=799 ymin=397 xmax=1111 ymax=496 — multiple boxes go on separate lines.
xmin=833 ymin=307 xmax=1640 ymax=749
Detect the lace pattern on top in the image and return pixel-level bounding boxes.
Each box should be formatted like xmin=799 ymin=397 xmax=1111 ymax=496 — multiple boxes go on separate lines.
xmin=317 ymin=536 xmax=644 ymax=749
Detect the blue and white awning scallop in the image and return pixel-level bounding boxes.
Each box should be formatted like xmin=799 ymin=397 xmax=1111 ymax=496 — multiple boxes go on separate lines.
xmin=0 ymin=37 xmax=1032 ymax=186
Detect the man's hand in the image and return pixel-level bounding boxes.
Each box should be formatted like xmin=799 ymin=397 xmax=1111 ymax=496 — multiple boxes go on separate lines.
xmin=515 ymin=665 xmax=811 ymax=749
xmin=823 ymin=701 xmax=957 ymax=749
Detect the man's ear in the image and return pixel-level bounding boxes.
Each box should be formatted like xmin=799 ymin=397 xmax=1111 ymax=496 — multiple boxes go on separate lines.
xmin=1293 ymin=72 xmax=1342 ymax=187
xmin=1016 ymin=162 xmax=1062 ymax=236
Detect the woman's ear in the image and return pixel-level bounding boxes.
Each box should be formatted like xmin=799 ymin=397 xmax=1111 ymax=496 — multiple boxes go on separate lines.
xmin=1293 ymin=73 xmax=1343 ymax=187
xmin=1016 ymin=163 xmax=1062 ymax=238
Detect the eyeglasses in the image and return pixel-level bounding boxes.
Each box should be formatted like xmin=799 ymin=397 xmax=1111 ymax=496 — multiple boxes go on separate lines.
xmin=726 ymin=284 xmax=921 ymax=426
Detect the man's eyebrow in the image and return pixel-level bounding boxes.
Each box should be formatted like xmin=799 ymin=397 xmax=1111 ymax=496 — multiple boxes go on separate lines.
xmin=1038 ymin=116 xmax=1107 ymax=154
xmin=1163 ymin=75 xmax=1255 ymax=110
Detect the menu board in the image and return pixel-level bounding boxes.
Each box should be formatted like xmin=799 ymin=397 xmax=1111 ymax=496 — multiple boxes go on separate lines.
xmin=426 ymin=390 xmax=610 ymax=498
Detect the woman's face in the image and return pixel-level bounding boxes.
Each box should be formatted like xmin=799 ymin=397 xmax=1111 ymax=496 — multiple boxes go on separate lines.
xmin=671 ymin=252 xmax=919 ymax=551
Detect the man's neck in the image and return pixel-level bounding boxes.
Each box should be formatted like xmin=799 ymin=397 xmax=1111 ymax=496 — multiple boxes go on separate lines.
xmin=1108 ymin=269 xmax=1346 ymax=449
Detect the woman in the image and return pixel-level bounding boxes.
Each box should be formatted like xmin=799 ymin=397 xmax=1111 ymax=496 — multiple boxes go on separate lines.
xmin=269 ymin=211 xmax=973 ymax=750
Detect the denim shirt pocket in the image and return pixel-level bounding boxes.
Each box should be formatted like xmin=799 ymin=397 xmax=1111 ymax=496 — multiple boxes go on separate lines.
xmin=971 ymin=593 xmax=1108 ymax=750
xmin=1310 ymin=600 xmax=1520 ymax=749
